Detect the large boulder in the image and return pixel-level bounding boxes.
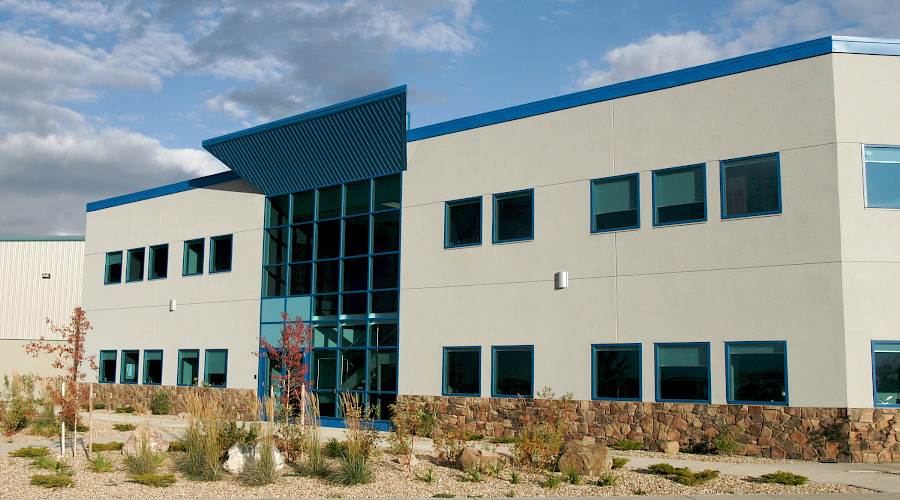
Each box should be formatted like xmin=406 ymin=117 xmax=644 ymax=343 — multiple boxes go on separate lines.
xmin=223 ymin=441 xmax=286 ymax=475
xmin=457 ymin=447 xmax=505 ymax=471
xmin=557 ymin=440 xmax=610 ymax=476
xmin=122 ymin=425 xmax=169 ymax=457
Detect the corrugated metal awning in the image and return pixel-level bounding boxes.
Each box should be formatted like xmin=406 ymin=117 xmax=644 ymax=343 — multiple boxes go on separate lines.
xmin=202 ymin=86 xmax=407 ymax=196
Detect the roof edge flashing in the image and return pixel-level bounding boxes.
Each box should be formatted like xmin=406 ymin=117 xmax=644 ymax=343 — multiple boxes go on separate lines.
xmin=86 ymin=170 xmax=241 ymax=212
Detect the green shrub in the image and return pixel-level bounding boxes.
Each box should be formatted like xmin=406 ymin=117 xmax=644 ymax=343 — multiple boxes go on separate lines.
xmin=712 ymin=427 xmax=743 ymax=456
xmin=329 ymin=450 xmax=374 ymax=485
xmin=647 ymin=463 xmax=676 ymax=475
xmin=219 ymin=420 xmax=259 ymax=453
xmin=167 ymin=441 xmax=185 ymax=452
xmin=87 ymin=452 xmax=115 ymax=473
xmin=0 ymin=373 xmax=39 ymax=435
xmin=612 ymin=439 xmax=644 ymax=451
xmin=31 ymin=456 xmax=74 ymax=476
xmin=672 ymin=468 xmax=719 ymax=486
xmin=611 ymin=457 xmax=629 ymax=469
xmin=124 ymin=439 xmax=166 ymax=475
xmin=149 ymin=390 xmax=171 ymax=415
xmin=433 ymin=494 xmax=455 ymax=498
xmin=28 ymin=417 xmax=60 ymax=437
xmin=29 ymin=474 xmax=73 ymax=488
xmin=10 ymin=445 xmax=50 ymax=458
xmin=460 ymin=468 xmax=483 ymax=482
xmin=490 ymin=437 xmax=516 ymax=444
xmin=760 ymin=471 xmax=809 ymax=485
xmin=115 ymin=406 xmax=136 ymax=414
xmin=543 ymin=473 xmax=562 ymax=488
xmin=129 ymin=473 xmax=177 ymax=487
xmin=415 ymin=410 xmax=436 ymax=437
xmin=563 ymin=466 xmax=582 ymax=484
xmin=92 ymin=441 xmax=124 ymax=451
xmin=508 ymin=471 xmax=521 ymax=485
xmin=596 ymin=471 xmax=619 ymax=486
xmin=325 ymin=438 xmax=348 ymax=458
xmin=418 ymin=466 xmax=435 ymax=483
xmin=113 ymin=423 xmax=136 ymax=432
xmin=93 ymin=403 xmax=106 ymax=410
xmin=432 ymin=427 xmax=468 ymax=463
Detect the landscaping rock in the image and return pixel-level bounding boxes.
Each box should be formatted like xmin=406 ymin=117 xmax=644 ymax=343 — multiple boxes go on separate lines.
xmin=122 ymin=425 xmax=169 ymax=456
xmin=457 ymin=447 xmax=504 ymax=470
xmin=557 ymin=440 xmax=609 ymax=475
xmin=661 ymin=441 xmax=680 ymax=454
xmin=223 ymin=441 xmax=286 ymax=474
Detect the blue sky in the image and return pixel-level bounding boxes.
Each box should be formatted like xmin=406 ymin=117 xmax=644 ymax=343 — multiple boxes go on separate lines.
xmin=0 ymin=0 xmax=897 ymax=236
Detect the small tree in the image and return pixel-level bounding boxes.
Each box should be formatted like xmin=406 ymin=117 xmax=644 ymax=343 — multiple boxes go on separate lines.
xmin=259 ymin=313 xmax=312 ymax=417
xmin=25 ymin=307 xmax=97 ymax=426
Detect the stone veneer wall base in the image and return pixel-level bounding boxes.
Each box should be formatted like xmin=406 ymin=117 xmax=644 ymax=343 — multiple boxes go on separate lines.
xmin=399 ymin=395 xmax=900 ymax=463
xmin=89 ymin=384 xmax=259 ymax=420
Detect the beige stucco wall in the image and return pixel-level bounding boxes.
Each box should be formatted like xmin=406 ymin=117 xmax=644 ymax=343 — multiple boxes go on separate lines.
xmin=82 ymin=178 xmax=265 ymax=390
xmin=401 ymin=53 xmax=850 ymax=405
xmin=0 ymin=339 xmax=66 ymax=380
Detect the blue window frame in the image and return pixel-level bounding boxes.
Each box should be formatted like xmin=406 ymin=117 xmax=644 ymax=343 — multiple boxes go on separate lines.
xmin=120 ymin=350 xmax=139 ymax=384
xmin=445 ymin=197 xmax=482 ymax=247
xmin=126 ymin=248 xmax=144 ymax=282
xmin=99 ymin=350 xmax=116 ymax=383
xmin=183 ymin=239 xmax=204 ymax=276
xmin=592 ymin=344 xmax=641 ymax=401
xmin=491 ymin=345 xmax=533 ymax=397
xmin=726 ymin=341 xmax=787 ymax=405
xmin=204 ymin=349 xmax=228 ymax=388
xmin=653 ymin=164 xmax=706 ymax=226
xmin=493 ymin=189 xmax=534 ymax=243
xmin=443 ymin=346 xmax=480 ymax=396
xmin=177 ymin=349 xmax=199 ymax=386
xmin=149 ymin=244 xmax=168 ymax=280
xmin=143 ymin=350 xmax=163 ymax=385
xmin=104 ymin=251 xmax=122 ymax=284
xmin=655 ymin=342 xmax=710 ymax=403
xmin=873 ymin=341 xmax=900 ymax=406
xmin=864 ymin=145 xmax=900 ymax=208
xmin=591 ymin=174 xmax=639 ymax=232
xmin=721 ymin=153 xmax=781 ymax=218
xmin=210 ymin=234 xmax=233 ymax=273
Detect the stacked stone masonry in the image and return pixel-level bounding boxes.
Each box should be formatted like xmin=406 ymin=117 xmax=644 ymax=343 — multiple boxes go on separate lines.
xmin=89 ymin=383 xmax=259 ymax=420
xmin=399 ymin=395 xmax=900 ymax=463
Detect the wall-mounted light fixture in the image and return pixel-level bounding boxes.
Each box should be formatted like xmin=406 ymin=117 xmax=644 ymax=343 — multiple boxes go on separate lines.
xmin=554 ymin=271 xmax=568 ymax=290
xmin=41 ymin=273 xmax=51 ymax=279
xmin=169 ymin=299 xmax=177 ymax=312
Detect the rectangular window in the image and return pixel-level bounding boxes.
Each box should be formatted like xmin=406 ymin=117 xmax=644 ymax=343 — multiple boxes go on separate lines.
xmin=177 ymin=349 xmax=199 ymax=386
xmin=125 ymin=248 xmax=144 ymax=282
xmin=120 ymin=350 xmax=139 ymax=384
xmin=183 ymin=239 xmax=204 ymax=276
xmin=655 ymin=343 xmax=710 ymax=402
xmin=143 ymin=350 xmax=163 ymax=385
xmin=653 ymin=165 xmax=706 ymax=225
xmin=99 ymin=350 xmax=116 ymax=383
xmin=591 ymin=174 xmax=639 ymax=232
xmin=445 ymin=197 xmax=482 ymax=247
xmin=726 ymin=342 xmax=787 ymax=404
xmin=104 ymin=251 xmax=122 ymax=284
xmin=493 ymin=190 xmax=534 ymax=243
xmin=864 ymin=145 xmax=900 ymax=208
xmin=492 ymin=346 xmax=533 ymax=397
xmin=149 ymin=244 xmax=168 ymax=279
xmin=204 ymin=349 xmax=228 ymax=388
xmin=874 ymin=341 xmax=900 ymax=406
xmin=210 ymin=234 xmax=233 ymax=273
xmin=592 ymin=344 xmax=641 ymax=400
xmin=443 ymin=347 xmax=480 ymax=396
xmin=721 ymin=153 xmax=780 ymax=218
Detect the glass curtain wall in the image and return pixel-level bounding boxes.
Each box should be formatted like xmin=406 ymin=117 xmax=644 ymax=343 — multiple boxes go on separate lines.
xmin=261 ymin=174 xmax=400 ymax=422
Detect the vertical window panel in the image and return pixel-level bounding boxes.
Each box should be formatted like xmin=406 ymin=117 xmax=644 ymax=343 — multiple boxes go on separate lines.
xmin=721 ymin=154 xmax=780 ymax=218
xmin=143 ymin=350 xmax=163 ymax=385
xmin=183 ymin=239 xmax=204 ymax=276
xmin=99 ymin=350 xmax=116 ymax=383
xmin=445 ymin=198 xmax=482 ymax=247
xmin=120 ymin=350 xmax=139 ymax=384
xmin=591 ymin=174 xmax=639 ymax=232
xmin=149 ymin=244 xmax=168 ymax=279
xmin=493 ymin=190 xmax=534 ymax=243
xmin=592 ymin=344 xmax=640 ymax=400
xmin=726 ymin=342 xmax=787 ymax=404
xmin=204 ymin=349 xmax=228 ymax=388
xmin=654 ymin=165 xmax=706 ymax=225
xmin=492 ymin=346 xmax=533 ymax=397
xmin=177 ymin=349 xmax=199 ymax=386
xmin=105 ymin=251 xmax=122 ymax=284
xmin=864 ymin=145 xmax=900 ymax=208
xmin=656 ymin=343 xmax=710 ymax=402
xmin=210 ymin=235 xmax=233 ymax=273
xmin=444 ymin=347 xmax=480 ymax=396
xmin=126 ymin=248 xmax=144 ymax=282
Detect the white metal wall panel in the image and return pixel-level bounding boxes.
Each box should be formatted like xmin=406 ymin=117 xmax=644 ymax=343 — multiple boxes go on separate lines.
xmin=0 ymin=240 xmax=84 ymax=340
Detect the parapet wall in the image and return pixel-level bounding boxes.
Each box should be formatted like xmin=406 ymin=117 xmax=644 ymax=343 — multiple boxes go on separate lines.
xmin=399 ymin=395 xmax=900 ymax=463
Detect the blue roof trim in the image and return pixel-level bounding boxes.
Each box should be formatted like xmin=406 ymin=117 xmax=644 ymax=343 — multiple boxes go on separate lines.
xmin=203 ymin=86 xmax=407 ymax=196
xmin=408 ymin=36 xmax=900 ymax=142
xmin=86 ymin=171 xmax=240 ymax=212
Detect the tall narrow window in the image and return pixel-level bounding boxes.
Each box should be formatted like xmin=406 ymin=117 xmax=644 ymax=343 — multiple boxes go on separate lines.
xmin=143 ymin=350 xmax=163 ymax=385
xmin=99 ymin=350 xmax=116 ymax=383
xmin=177 ymin=349 xmax=199 ymax=386
xmin=726 ymin=342 xmax=787 ymax=404
xmin=873 ymin=341 xmax=900 ymax=406
xmin=104 ymin=251 xmax=122 ymax=284
xmin=492 ymin=346 xmax=533 ymax=397
xmin=864 ymin=145 xmax=900 ymax=208
xmin=149 ymin=244 xmax=168 ymax=279
xmin=653 ymin=165 xmax=706 ymax=225
xmin=210 ymin=235 xmax=233 ymax=273
xmin=183 ymin=239 xmax=204 ymax=276
xmin=656 ymin=343 xmax=710 ymax=402
xmin=591 ymin=174 xmax=639 ymax=232
xmin=592 ymin=344 xmax=641 ymax=400
xmin=493 ymin=190 xmax=534 ymax=243
xmin=204 ymin=349 xmax=228 ymax=388
xmin=444 ymin=347 xmax=480 ymax=396
xmin=120 ymin=350 xmax=139 ymax=384
xmin=445 ymin=197 xmax=482 ymax=247
xmin=721 ymin=153 xmax=780 ymax=218
xmin=126 ymin=248 xmax=144 ymax=282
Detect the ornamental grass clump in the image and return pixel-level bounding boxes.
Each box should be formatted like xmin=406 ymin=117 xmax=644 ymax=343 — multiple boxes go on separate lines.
xmin=0 ymin=373 xmax=39 ymax=436
xmin=329 ymin=393 xmax=375 ymax=485
xmin=240 ymin=398 xmax=281 ymax=486
xmin=87 ymin=452 xmax=115 ymax=473
xmin=178 ymin=391 xmax=225 ymax=481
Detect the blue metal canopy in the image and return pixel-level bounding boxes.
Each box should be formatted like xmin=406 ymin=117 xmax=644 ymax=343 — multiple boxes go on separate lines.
xmin=203 ymin=86 xmax=407 ymax=196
